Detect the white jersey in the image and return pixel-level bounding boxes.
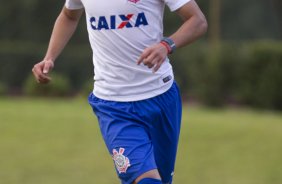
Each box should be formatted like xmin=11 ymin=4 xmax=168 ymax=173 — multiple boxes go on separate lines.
xmin=65 ymin=0 xmax=190 ymax=101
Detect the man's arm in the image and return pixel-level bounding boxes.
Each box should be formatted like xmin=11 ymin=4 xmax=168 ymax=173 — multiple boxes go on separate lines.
xmin=171 ymin=0 xmax=208 ymax=48
xmin=137 ymin=0 xmax=208 ymax=72
xmin=32 ymin=7 xmax=84 ymax=84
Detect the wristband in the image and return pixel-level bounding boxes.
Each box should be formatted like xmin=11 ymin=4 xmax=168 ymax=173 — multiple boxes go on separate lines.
xmin=160 ymin=41 xmax=171 ymax=54
xmin=161 ymin=37 xmax=176 ymax=54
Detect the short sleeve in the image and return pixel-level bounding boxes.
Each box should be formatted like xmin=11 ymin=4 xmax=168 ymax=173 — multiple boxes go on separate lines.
xmin=65 ymin=0 xmax=84 ymax=9
xmin=164 ymin=0 xmax=191 ymax=12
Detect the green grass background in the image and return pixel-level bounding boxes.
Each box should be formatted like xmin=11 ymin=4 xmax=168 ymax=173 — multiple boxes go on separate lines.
xmin=0 ymin=98 xmax=282 ymax=184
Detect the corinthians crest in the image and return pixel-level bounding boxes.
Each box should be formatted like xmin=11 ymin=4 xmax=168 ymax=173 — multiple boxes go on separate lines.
xmin=112 ymin=148 xmax=131 ymax=173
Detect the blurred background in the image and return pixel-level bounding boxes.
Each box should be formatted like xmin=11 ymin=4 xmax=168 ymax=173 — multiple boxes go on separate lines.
xmin=0 ymin=0 xmax=282 ymax=184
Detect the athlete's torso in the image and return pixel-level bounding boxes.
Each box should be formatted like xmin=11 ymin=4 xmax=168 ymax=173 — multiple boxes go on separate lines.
xmin=65 ymin=0 xmax=190 ymax=101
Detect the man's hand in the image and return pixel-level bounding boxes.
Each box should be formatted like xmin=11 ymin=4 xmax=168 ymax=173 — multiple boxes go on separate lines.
xmin=30 ymin=7 xmax=83 ymax=84
xmin=137 ymin=43 xmax=168 ymax=73
xmin=32 ymin=59 xmax=54 ymax=84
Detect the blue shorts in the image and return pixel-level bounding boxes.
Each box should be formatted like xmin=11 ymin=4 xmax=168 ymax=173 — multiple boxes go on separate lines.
xmin=88 ymin=82 xmax=182 ymax=184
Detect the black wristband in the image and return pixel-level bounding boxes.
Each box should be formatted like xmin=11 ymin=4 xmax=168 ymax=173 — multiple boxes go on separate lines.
xmin=161 ymin=37 xmax=176 ymax=54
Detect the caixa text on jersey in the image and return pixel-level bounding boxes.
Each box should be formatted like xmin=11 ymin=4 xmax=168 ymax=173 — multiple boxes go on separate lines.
xmin=90 ymin=12 xmax=148 ymax=30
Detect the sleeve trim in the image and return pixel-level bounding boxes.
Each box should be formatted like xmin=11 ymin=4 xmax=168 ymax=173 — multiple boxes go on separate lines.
xmin=65 ymin=2 xmax=84 ymax=10
xmin=168 ymin=0 xmax=191 ymax=12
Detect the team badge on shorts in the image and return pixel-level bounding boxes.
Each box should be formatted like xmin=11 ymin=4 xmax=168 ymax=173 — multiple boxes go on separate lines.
xmin=112 ymin=148 xmax=131 ymax=173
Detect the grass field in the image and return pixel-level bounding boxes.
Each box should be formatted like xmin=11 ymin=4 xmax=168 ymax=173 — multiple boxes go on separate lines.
xmin=0 ymin=97 xmax=282 ymax=184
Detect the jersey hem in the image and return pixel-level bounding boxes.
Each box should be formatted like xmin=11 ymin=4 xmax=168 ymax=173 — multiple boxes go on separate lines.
xmin=93 ymin=80 xmax=173 ymax=102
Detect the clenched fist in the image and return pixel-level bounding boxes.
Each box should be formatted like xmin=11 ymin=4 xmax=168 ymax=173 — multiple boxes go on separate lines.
xmin=137 ymin=43 xmax=168 ymax=73
xmin=32 ymin=59 xmax=54 ymax=84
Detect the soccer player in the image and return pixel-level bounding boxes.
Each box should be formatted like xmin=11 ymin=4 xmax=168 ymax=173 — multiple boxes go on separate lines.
xmin=32 ymin=0 xmax=207 ymax=183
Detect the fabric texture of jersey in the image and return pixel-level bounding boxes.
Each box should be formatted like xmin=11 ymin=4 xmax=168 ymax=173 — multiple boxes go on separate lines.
xmin=65 ymin=0 xmax=191 ymax=101
xmin=88 ymin=82 xmax=182 ymax=184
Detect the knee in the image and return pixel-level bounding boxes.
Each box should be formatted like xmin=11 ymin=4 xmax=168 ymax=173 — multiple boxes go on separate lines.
xmin=137 ymin=178 xmax=162 ymax=184
xmin=134 ymin=169 xmax=161 ymax=184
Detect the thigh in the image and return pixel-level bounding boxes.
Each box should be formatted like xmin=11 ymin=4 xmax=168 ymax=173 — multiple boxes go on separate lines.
xmin=88 ymin=94 xmax=158 ymax=184
xmin=150 ymin=82 xmax=182 ymax=183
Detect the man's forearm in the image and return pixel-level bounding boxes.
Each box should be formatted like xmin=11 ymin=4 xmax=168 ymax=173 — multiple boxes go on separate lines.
xmin=44 ymin=7 xmax=83 ymax=62
xmin=170 ymin=15 xmax=207 ymax=48
xmin=170 ymin=0 xmax=208 ymax=48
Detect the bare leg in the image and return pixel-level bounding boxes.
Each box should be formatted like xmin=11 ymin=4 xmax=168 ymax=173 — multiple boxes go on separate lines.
xmin=133 ymin=169 xmax=161 ymax=184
